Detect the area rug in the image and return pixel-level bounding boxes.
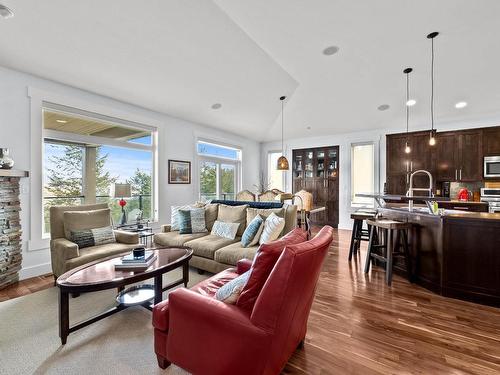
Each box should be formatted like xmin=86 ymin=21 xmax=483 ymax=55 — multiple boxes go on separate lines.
xmin=0 ymin=268 xmax=208 ymax=375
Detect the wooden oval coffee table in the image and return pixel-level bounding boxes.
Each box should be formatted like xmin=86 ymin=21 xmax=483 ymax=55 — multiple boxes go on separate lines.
xmin=56 ymin=246 xmax=193 ymax=345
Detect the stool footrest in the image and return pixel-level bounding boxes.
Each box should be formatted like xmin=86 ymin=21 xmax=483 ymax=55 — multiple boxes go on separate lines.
xmin=370 ymin=254 xmax=387 ymax=263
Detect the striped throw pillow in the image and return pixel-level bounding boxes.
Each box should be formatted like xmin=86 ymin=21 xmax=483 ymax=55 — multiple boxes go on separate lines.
xmin=70 ymin=226 xmax=115 ymax=249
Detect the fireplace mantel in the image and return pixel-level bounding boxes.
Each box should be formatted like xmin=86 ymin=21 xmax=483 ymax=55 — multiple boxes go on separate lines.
xmin=0 ymin=169 xmax=29 ymax=289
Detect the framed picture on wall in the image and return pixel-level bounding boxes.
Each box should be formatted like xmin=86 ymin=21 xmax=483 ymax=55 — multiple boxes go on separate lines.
xmin=168 ymin=160 xmax=191 ymax=184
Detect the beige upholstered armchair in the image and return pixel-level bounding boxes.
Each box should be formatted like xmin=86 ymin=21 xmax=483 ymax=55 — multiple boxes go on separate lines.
xmin=257 ymin=190 xmax=278 ymax=202
xmin=49 ymin=203 xmax=140 ymax=279
xmin=235 ymin=189 xmax=256 ymax=202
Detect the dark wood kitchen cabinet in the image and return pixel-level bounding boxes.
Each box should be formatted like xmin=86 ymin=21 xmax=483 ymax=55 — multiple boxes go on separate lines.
xmin=292 ymin=146 xmax=339 ymax=227
xmin=386 ymin=126 xmax=498 ymax=194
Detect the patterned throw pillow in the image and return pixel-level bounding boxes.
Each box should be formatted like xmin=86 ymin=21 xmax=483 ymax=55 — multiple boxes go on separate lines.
xmin=171 ymin=205 xmax=191 ymax=231
xmin=211 ymin=220 xmax=240 ymax=240
xmin=259 ymin=212 xmax=286 ymax=244
xmin=178 ymin=208 xmax=207 ymax=234
xmin=70 ymin=226 xmax=115 ymax=249
xmin=241 ymin=214 xmax=264 ymax=248
xmin=215 ymin=270 xmax=251 ymax=304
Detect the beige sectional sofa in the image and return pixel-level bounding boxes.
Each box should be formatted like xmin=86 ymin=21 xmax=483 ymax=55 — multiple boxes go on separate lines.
xmin=154 ymin=203 xmax=297 ymax=274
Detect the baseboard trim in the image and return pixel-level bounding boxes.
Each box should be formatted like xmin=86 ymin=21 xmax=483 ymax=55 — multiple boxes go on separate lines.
xmin=19 ymin=262 xmax=52 ymax=280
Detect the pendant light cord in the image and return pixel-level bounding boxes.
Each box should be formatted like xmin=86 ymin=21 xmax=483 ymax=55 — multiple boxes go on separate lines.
xmin=406 ymin=72 xmax=410 ymax=138
xmin=281 ymin=99 xmax=284 ymax=154
xmin=430 ymin=36 xmax=435 ymax=133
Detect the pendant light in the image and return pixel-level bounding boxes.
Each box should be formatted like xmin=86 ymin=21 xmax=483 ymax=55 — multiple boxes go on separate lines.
xmin=403 ymin=68 xmax=413 ymax=154
xmin=427 ymin=31 xmax=439 ymax=146
xmin=277 ymin=96 xmax=289 ymax=170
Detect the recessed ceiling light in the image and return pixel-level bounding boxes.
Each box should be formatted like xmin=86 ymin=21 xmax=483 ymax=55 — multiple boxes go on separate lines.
xmin=377 ymin=104 xmax=390 ymax=111
xmin=306 ymin=126 xmax=311 ymax=130
xmin=56 ymin=119 xmax=68 ymax=124
xmin=455 ymin=101 xmax=467 ymax=109
xmin=406 ymin=99 xmax=416 ymax=107
xmin=211 ymin=103 xmax=222 ymax=110
xmin=0 ymin=4 xmax=14 ymax=19
xmin=322 ymin=46 xmax=339 ymax=56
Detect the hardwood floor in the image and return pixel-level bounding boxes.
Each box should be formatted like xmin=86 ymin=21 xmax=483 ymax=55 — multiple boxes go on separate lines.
xmin=1 ymin=229 xmax=499 ymax=374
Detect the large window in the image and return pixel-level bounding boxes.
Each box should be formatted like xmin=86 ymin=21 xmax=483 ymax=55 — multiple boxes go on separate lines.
xmin=351 ymin=142 xmax=375 ymax=207
xmin=267 ymin=151 xmax=285 ymax=192
xmin=197 ymin=141 xmax=241 ymax=201
xmin=43 ymin=107 xmax=156 ymax=234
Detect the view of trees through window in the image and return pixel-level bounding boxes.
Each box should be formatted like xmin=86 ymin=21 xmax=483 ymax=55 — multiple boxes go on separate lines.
xmin=42 ymin=108 xmax=155 ymax=235
xmin=198 ymin=142 xmax=240 ymax=201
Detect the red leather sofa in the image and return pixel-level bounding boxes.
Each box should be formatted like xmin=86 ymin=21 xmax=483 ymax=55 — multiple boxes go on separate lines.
xmin=152 ymin=226 xmax=334 ymax=375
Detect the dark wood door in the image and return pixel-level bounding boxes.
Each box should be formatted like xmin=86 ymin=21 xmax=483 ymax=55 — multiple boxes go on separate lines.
xmin=436 ymin=132 xmax=459 ymax=181
xmin=458 ymin=130 xmax=482 ymax=182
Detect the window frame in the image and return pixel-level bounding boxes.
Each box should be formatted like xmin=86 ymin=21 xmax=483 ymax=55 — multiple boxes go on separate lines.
xmin=350 ymin=141 xmax=376 ymax=208
xmin=196 ymin=139 xmax=242 ymax=201
xmin=267 ymin=150 xmax=285 ymax=192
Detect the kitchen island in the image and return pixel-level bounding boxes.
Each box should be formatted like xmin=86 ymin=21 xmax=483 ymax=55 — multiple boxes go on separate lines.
xmin=357 ymin=194 xmax=500 ymax=307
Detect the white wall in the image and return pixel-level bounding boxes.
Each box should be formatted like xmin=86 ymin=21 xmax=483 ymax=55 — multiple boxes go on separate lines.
xmin=0 ymin=65 xmax=260 ymax=280
xmin=262 ymin=117 xmax=500 ymax=230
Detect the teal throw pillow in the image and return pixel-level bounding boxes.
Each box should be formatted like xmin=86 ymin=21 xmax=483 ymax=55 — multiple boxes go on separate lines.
xmin=178 ymin=209 xmax=193 ymax=234
xmin=241 ymin=214 xmax=264 ymax=248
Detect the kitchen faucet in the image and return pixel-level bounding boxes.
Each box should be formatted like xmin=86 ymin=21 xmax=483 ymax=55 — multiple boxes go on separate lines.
xmin=407 ymin=169 xmax=434 ymax=211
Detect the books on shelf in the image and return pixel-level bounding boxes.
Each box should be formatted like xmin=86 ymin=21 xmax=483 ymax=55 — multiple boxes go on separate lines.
xmin=115 ymin=251 xmax=157 ymax=271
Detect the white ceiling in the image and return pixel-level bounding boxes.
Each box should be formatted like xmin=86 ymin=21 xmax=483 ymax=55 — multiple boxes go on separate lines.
xmin=1 ymin=1 xmax=500 ymax=142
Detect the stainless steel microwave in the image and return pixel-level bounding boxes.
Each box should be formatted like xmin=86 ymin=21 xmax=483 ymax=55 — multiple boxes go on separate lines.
xmin=484 ymin=156 xmax=500 ymax=178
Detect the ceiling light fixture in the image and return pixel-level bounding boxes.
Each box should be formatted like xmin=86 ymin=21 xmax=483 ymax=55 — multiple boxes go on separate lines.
xmin=56 ymin=119 xmax=68 ymax=124
xmin=0 ymin=4 xmax=14 ymax=19
xmin=427 ymin=31 xmax=439 ymax=146
xmin=455 ymin=101 xmax=467 ymax=109
xmin=406 ymin=99 xmax=416 ymax=107
xmin=211 ymin=103 xmax=222 ymax=110
xmin=277 ymin=96 xmax=289 ymax=170
xmin=377 ymin=104 xmax=390 ymax=111
xmin=322 ymin=46 xmax=339 ymax=56
xmin=403 ymin=68 xmax=413 ymax=154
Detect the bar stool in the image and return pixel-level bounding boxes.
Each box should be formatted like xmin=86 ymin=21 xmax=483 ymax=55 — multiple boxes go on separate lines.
xmin=364 ymin=218 xmax=412 ymax=286
xmin=348 ymin=210 xmax=376 ymax=261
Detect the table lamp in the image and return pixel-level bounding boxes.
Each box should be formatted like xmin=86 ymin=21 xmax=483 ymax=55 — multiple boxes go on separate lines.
xmin=112 ymin=183 xmax=131 ymax=225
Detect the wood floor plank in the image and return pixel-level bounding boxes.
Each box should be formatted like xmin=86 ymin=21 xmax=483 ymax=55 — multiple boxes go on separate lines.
xmin=1 ymin=229 xmax=499 ymax=374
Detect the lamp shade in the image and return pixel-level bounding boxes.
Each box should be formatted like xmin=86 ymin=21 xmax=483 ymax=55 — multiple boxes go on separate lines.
xmin=112 ymin=183 xmax=131 ymax=198
xmin=277 ymin=155 xmax=289 ymax=170
xmin=294 ymin=189 xmax=313 ymax=212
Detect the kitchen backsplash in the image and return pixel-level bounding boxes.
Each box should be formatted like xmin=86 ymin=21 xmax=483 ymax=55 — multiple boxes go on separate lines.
xmin=450 ymin=181 xmax=483 ymax=200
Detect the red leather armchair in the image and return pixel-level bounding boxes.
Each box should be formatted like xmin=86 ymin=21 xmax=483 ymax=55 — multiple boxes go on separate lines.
xmin=152 ymin=226 xmax=334 ymax=375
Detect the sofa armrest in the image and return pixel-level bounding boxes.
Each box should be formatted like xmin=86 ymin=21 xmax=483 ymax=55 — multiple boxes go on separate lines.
xmin=161 ymin=224 xmax=172 ymax=233
xmin=51 ymin=238 xmax=79 ymax=260
xmin=114 ymin=230 xmax=139 ymax=245
xmin=165 ymin=289 xmax=270 ymax=373
xmin=237 ymin=259 xmax=253 ymax=274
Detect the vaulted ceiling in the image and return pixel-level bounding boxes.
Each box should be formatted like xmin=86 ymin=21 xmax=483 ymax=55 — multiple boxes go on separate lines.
xmin=1 ymin=1 xmax=500 ymax=141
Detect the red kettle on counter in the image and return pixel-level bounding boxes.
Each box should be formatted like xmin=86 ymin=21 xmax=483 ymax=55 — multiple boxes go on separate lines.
xmin=457 ymin=188 xmax=472 ymax=202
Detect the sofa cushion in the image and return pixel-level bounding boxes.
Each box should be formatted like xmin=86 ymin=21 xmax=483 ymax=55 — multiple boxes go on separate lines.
xmin=185 ymin=234 xmax=240 ymax=259
xmin=241 ymin=214 xmax=264 ymax=247
xmin=70 ymin=226 xmax=115 ymax=249
xmin=178 ymin=208 xmax=207 ymax=234
xmin=214 ymin=242 xmax=259 ymax=266
xmin=154 ymin=231 xmax=208 ymax=247
xmin=204 ymin=203 xmax=219 ymax=231
xmin=259 ymin=213 xmax=286 ymax=245
xmin=215 ymin=271 xmax=251 ymax=304
xmin=246 ymin=207 xmax=285 ymax=224
xmin=211 ymin=220 xmax=239 ymax=240
xmin=63 ymin=242 xmax=138 ymax=274
xmin=63 ymin=208 xmax=111 ymax=240
xmin=217 ymin=204 xmax=248 ymax=237
xmin=236 ymin=228 xmax=308 ymax=311
xmin=152 ymin=267 xmax=240 ymax=331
